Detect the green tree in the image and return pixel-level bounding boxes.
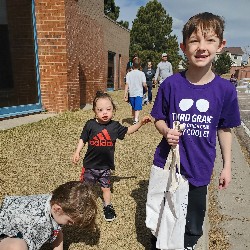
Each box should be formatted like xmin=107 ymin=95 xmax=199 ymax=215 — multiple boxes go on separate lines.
xmin=104 ymin=0 xmax=120 ymax=21
xmin=117 ymin=20 xmax=129 ymax=29
xmin=104 ymin=0 xmax=129 ymax=29
xmin=130 ymin=0 xmax=181 ymax=71
xmin=214 ymin=52 xmax=234 ymax=75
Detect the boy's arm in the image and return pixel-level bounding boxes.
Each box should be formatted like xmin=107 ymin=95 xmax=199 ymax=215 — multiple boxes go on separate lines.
xmin=169 ymin=63 xmax=173 ymax=75
xmin=124 ymin=83 xmax=129 ymax=101
xmin=154 ymin=64 xmax=159 ymax=82
xmin=127 ymin=116 xmax=152 ymax=135
xmin=52 ymin=230 xmax=63 ymax=250
xmin=217 ymin=128 xmax=232 ymax=190
xmin=154 ymin=119 xmax=181 ymax=146
xmin=72 ymin=139 xmax=84 ymax=163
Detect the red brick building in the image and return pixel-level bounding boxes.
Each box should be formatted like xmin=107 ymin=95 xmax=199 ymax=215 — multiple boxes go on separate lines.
xmin=0 ymin=0 xmax=130 ymax=118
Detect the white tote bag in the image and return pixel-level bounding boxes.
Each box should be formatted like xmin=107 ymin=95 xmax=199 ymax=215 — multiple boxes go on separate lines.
xmin=146 ymin=122 xmax=189 ymax=250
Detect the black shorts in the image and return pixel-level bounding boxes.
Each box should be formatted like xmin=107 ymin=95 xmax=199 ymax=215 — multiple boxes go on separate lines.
xmin=80 ymin=167 xmax=111 ymax=188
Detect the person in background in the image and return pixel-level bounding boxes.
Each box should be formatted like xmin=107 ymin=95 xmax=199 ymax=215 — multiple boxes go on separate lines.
xmin=148 ymin=12 xmax=241 ymax=250
xmin=73 ymin=91 xmax=151 ymax=222
xmin=0 ymin=181 xmax=97 ymax=250
xmin=230 ymin=73 xmax=238 ymax=87
xmin=126 ymin=53 xmax=138 ymax=73
xmin=154 ymin=53 xmax=173 ymax=86
xmin=124 ymin=58 xmax=147 ymax=124
xmin=143 ymin=61 xmax=156 ymax=104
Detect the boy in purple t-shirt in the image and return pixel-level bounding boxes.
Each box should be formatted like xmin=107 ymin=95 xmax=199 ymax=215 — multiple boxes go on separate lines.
xmin=149 ymin=12 xmax=241 ymax=249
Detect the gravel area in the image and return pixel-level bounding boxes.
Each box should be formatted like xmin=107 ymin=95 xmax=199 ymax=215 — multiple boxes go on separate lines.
xmin=0 ymin=90 xmax=160 ymax=250
xmin=0 ymin=88 xmax=237 ymax=250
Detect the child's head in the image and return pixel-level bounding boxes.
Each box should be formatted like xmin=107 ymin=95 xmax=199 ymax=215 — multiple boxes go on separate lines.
xmin=92 ymin=91 xmax=116 ymax=124
xmin=50 ymin=181 xmax=97 ymax=228
xmin=132 ymin=58 xmax=141 ymax=70
xmin=180 ymin=12 xmax=226 ymax=69
xmin=182 ymin=12 xmax=225 ymax=46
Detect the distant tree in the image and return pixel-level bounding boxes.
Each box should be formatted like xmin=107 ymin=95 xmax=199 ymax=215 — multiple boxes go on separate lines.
xmin=214 ymin=52 xmax=234 ymax=75
xmin=129 ymin=0 xmax=181 ymax=71
xmin=117 ymin=20 xmax=129 ymax=29
xmin=104 ymin=0 xmax=129 ymax=29
xmin=104 ymin=0 xmax=120 ymax=21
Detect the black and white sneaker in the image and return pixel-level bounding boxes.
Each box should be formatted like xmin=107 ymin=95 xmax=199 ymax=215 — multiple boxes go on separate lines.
xmin=103 ymin=204 xmax=116 ymax=222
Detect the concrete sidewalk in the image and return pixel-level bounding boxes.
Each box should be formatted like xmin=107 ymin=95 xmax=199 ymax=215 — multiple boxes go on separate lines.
xmin=196 ymin=131 xmax=250 ymax=250
xmin=212 ymin=133 xmax=250 ymax=250
xmin=0 ymin=113 xmax=56 ymax=130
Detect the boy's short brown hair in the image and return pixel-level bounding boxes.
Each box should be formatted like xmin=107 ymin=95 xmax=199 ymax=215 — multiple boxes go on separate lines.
xmin=50 ymin=181 xmax=97 ymax=228
xmin=132 ymin=58 xmax=141 ymax=69
xmin=182 ymin=12 xmax=225 ymax=45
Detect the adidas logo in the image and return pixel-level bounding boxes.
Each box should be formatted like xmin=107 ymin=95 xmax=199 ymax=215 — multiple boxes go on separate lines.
xmin=90 ymin=129 xmax=113 ymax=147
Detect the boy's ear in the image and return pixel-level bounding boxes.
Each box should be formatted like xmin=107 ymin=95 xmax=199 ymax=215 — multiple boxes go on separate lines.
xmin=180 ymin=43 xmax=186 ymax=53
xmin=52 ymin=204 xmax=63 ymax=214
xmin=217 ymin=39 xmax=226 ymax=52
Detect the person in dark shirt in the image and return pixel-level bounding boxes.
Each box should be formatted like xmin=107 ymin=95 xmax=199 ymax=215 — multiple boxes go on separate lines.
xmin=143 ymin=61 xmax=156 ymax=104
xmin=72 ymin=91 xmax=151 ymax=222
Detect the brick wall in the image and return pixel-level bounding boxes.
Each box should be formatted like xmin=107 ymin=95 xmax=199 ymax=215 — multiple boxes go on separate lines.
xmin=34 ymin=0 xmax=68 ymax=112
xmin=54 ymin=0 xmax=131 ymax=109
xmin=230 ymin=66 xmax=250 ymax=79
xmin=103 ymin=16 xmax=130 ymax=89
xmin=33 ymin=0 xmax=130 ymax=112
xmin=65 ymin=0 xmax=106 ymax=109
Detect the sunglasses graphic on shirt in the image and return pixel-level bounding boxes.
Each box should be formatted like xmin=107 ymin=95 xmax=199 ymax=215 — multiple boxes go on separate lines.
xmin=179 ymin=99 xmax=209 ymax=113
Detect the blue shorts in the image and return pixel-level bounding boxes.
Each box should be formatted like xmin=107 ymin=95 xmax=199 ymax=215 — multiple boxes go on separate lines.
xmin=129 ymin=96 xmax=143 ymax=111
xmin=80 ymin=167 xmax=111 ymax=188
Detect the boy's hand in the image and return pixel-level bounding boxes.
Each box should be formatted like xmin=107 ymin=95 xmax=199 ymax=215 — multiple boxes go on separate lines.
xmin=141 ymin=115 xmax=152 ymax=125
xmin=124 ymin=96 xmax=128 ymax=102
xmin=72 ymin=153 xmax=80 ymax=164
xmin=165 ymin=128 xmax=181 ymax=146
xmin=219 ymin=167 xmax=232 ymax=190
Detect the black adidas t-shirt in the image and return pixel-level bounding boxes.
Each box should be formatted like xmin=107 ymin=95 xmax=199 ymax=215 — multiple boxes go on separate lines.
xmin=80 ymin=119 xmax=128 ymax=170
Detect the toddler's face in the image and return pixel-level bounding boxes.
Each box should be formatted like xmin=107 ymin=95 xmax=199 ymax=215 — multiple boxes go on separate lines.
xmin=94 ymin=98 xmax=114 ymax=124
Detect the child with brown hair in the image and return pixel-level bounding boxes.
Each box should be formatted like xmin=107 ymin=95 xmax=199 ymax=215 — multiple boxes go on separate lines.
xmin=73 ymin=91 xmax=151 ymax=222
xmin=148 ymin=12 xmax=241 ymax=250
xmin=0 ymin=181 xmax=97 ymax=250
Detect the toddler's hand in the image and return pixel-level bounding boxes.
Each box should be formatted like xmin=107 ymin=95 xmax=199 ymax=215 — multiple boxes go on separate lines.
xmin=141 ymin=115 xmax=152 ymax=125
xmin=72 ymin=153 xmax=80 ymax=164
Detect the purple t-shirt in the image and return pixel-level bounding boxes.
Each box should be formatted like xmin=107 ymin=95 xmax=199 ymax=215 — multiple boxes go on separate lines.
xmin=151 ymin=71 xmax=241 ymax=186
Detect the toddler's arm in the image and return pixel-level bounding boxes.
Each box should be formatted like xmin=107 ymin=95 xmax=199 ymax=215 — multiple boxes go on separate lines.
xmin=72 ymin=139 xmax=84 ymax=164
xmin=127 ymin=116 xmax=152 ymax=135
xmin=52 ymin=230 xmax=63 ymax=250
xmin=154 ymin=119 xmax=181 ymax=146
xmin=217 ymin=128 xmax=232 ymax=190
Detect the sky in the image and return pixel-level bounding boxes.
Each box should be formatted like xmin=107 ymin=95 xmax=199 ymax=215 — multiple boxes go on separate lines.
xmin=115 ymin=0 xmax=250 ymax=58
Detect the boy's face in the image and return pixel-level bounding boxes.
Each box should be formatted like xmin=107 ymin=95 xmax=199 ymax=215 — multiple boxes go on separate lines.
xmin=51 ymin=204 xmax=75 ymax=225
xmin=180 ymin=28 xmax=226 ymax=68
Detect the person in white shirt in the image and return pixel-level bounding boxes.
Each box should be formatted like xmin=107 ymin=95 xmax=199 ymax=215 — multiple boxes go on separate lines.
xmin=124 ymin=58 xmax=147 ymax=124
xmin=154 ymin=53 xmax=173 ymax=86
